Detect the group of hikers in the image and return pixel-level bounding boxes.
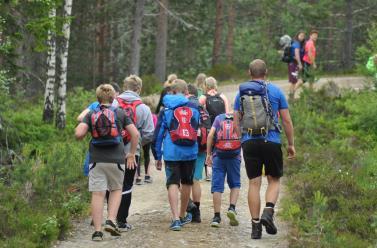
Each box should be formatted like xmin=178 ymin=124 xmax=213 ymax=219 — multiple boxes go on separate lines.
xmin=281 ymin=29 xmax=319 ymax=99
xmin=75 ymin=58 xmax=296 ymax=242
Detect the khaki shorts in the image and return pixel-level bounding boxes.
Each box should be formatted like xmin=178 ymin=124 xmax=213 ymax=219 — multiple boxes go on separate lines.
xmin=89 ymin=162 xmax=125 ymax=192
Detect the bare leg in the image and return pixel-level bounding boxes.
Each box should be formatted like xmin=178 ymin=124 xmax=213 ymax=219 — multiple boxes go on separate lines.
xmin=265 ymin=176 xmax=280 ymax=204
xmin=168 ymin=184 xmax=180 ymax=220
xmin=180 ymin=184 xmax=192 ymax=218
xmin=248 ymin=177 xmax=262 ymax=219
xmin=213 ymin=192 xmax=222 ymax=213
xmin=229 ymin=188 xmax=240 ymax=205
xmin=107 ymin=189 xmax=122 ymax=222
xmin=91 ymin=191 xmax=106 ymax=231
xmin=192 ymin=180 xmax=201 ymax=203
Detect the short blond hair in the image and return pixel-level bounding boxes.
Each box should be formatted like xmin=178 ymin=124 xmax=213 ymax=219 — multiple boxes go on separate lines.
xmin=205 ymin=77 xmax=218 ymax=91
xmin=164 ymin=74 xmax=178 ymax=88
xmin=249 ymin=59 xmax=267 ymax=78
xmin=123 ymin=75 xmax=143 ymax=92
xmin=96 ymin=84 xmax=115 ymax=104
xmin=171 ymin=79 xmax=188 ymax=94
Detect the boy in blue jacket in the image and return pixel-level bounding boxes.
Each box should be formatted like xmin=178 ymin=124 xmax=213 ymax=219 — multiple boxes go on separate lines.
xmin=152 ymin=79 xmax=200 ymax=231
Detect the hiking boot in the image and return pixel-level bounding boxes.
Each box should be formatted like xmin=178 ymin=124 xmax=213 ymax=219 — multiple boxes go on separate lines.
xmin=186 ymin=199 xmax=197 ymax=213
xmin=210 ymin=216 xmax=221 ymax=228
xmin=144 ymin=176 xmax=153 ymax=183
xmin=91 ymin=231 xmax=103 ymax=241
xmin=261 ymin=208 xmax=277 ymax=235
xmin=117 ymin=221 xmax=133 ymax=232
xmin=227 ymin=209 xmax=239 ymax=226
xmin=191 ymin=207 xmax=201 ymax=223
xmin=135 ymin=178 xmax=142 ymax=185
xmin=104 ymin=220 xmax=121 ymax=236
xmin=180 ymin=213 xmax=192 ymax=226
xmin=169 ymin=220 xmax=182 ymax=231
xmin=251 ymin=221 xmax=262 ymax=239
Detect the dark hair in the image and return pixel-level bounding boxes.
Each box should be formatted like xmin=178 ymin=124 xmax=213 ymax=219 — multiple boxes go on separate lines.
xmin=110 ymin=82 xmax=121 ymax=93
xmin=294 ymin=30 xmax=306 ymax=47
xmin=187 ymin=84 xmax=198 ymax=97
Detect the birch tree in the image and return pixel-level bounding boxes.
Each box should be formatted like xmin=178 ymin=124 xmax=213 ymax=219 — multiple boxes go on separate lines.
xmin=130 ymin=0 xmax=146 ymax=75
xmin=56 ymin=0 xmax=73 ymax=129
xmin=43 ymin=7 xmax=56 ymax=123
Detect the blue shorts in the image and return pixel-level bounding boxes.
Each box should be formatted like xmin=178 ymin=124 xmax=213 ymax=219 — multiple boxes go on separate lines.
xmin=211 ymin=156 xmax=241 ymax=193
xmin=193 ymin=152 xmax=206 ymax=181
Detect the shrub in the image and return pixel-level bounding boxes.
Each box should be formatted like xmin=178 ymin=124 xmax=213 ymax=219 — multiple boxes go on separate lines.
xmin=207 ymin=64 xmax=240 ymax=81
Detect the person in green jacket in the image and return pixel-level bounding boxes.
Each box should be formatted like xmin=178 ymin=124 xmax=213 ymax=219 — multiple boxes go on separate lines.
xmin=366 ymin=54 xmax=377 ymax=80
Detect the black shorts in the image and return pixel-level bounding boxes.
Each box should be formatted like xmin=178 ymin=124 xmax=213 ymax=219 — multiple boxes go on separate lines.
xmin=242 ymin=140 xmax=283 ymax=179
xmin=165 ymin=160 xmax=195 ymax=187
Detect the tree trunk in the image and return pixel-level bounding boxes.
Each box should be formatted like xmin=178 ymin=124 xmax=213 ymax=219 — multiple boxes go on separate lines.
xmin=95 ymin=0 xmax=105 ymax=84
xmin=56 ymin=0 xmax=73 ymax=129
xmin=43 ymin=8 xmax=57 ymax=123
xmin=226 ymin=0 xmax=235 ymax=65
xmin=344 ymin=0 xmax=353 ymax=69
xmin=212 ymin=0 xmax=224 ymax=66
xmin=130 ymin=0 xmax=146 ymax=76
xmin=154 ymin=0 xmax=169 ymax=82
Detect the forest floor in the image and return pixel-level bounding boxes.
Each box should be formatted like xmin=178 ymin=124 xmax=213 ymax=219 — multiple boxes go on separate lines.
xmin=55 ymin=76 xmax=366 ymax=248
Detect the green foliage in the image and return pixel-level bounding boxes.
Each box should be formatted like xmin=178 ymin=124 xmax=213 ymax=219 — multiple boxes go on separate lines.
xmin=207 ymin=64 xmax=239 ymax=81
xmin=282 ymin=88 xmax=377 ymax=247
xmin=356 ymin=22 xmax=377 ymax=75
xmin=0 ymin=89 xmax=93 ymax=247
xmin=140 ymin=74 xmax=163 ymax=96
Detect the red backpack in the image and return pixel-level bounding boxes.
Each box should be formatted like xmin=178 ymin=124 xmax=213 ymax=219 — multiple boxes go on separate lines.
xmin=198 ymin=106 xmax=212 ymax=151
xmin=169 ymin=106 xmax=198 ymax=146
xmin=215 ymin=114 xmax=241 ymax=158
xmin=90 ymin=106 xmax=122 ymax=146
xmin=117 ymin=98 xmax=142 ymax=143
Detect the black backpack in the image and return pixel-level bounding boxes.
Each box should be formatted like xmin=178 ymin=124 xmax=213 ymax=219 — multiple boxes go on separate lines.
xmin=281 ymin=41 xmax=293 ymax=63
xmin=205 ymin=93 xmax=226 ymax=124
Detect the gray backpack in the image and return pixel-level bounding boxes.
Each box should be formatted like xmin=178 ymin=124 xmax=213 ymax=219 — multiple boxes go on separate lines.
xmin=239 ymin=81 xmax=276 ymax=136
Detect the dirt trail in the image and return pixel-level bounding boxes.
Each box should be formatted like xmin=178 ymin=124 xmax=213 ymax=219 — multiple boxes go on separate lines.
xmin=55 ymin=76 xmax=366 ymax=248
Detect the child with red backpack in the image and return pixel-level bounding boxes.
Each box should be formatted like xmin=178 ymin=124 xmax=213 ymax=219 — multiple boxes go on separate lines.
xmin=114 ymin=75 xmax=155 ymax=231
xmin=205 ymin=113 xmax=241 ymax=228
xmin=152 ymin=79 xmax=200 ymax=231
xmin=75 ymin=84 xmax=139 ymax=241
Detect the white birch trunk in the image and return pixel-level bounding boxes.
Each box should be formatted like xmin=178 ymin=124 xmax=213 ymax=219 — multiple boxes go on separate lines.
xmin=56 ymin=0 xmax=73 ymax=129
xmin=42 ymin=8 xmax=56 ymax=123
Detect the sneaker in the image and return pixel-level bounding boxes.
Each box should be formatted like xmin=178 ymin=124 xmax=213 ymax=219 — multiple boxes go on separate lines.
xmin=180 ymin=213 xmax=192 ymax=226
xmin=117 ymin=221 xmax=133 ymax=232
xmin=227 ymin=209 xmax=239 ymax=226
xmin=144 ymin=176 xmax=153 ymax=183
xmin=261 ymin=208 xmax=277 ymax=235
xmin=104 ymin=220 xmax=121 ymax=236
xmin=169 ymin=220 xmax=182 ymax=231
xmin=205 ymin=175 xmax=211 ymax=181
xmin=135 ymin=178 xmax=142 ymax=185
xmin=210 ymin=216 xmax=221 ymax=228
xmin=251 ymin=221 xmax=262 ymax=239
xmin=91 ymin=231 xmax=103 ymax=241
xmin=191 ymin=207 xmax=201 ymax=223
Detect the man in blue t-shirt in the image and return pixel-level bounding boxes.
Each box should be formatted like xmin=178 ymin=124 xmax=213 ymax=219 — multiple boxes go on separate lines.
xmin=234 ymin=59 xmax=295 ymax=240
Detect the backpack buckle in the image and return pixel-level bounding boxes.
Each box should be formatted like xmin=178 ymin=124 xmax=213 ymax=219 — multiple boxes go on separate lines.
xmin=261 ymin=127 xmax=267 ymax=136
xmin=247 ymin=128 xmax=253 ymax=136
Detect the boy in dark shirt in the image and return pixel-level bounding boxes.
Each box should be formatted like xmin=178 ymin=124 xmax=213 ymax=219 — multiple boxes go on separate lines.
xmin=75 ymin=84 xmax=139 ymax=241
